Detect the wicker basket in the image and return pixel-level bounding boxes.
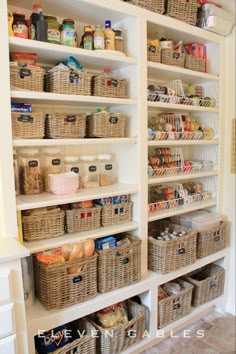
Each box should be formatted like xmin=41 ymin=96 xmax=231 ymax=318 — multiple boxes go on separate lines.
xmin=33 ymin=254 xmax=97 ymax=310
xmin=12 ymin=112 xmax=45 ymax=139
xmin=148 ymin=222 xmax=197 ymax=274
xmin=101 ymin=202 xmax=133 ymax=227
xmin=158 ymin=279 xmax=194 ymax=328
xmin=46 ymin=113 xmax=86 ymax=139
xmin=183 ymin=264 xmax=225 ymax=307
xmin=165 ymin=0 xmax=199 ymax=25
xmin=46 ymin=69 xmax=92 ymax=95
xmin=185 ymin=55 xmax=206 ymax=72
xmin=97 ymin=235 xmax=141 ymax=293
xmin=10 ymin=66 xmax=45 ymax=91
xmin=88 ymin=300 xmax=145 ymax=354
xmin=124 ymin=0 xmax=165 ymax=13
xmin=92 ymin=74 xmax=127 ymax=99
xmin=22 ymin=209 xmax=65 ymax=241
xmin=147 ymin=45 xmax=161 ymax=63
xmin=87 ymin=112 xmax=126 ymax=138
xmin=161 ymin=49 xmax=186 ymax=68
xmin=65 ymin=206 xmax=101 ymax=234
xmin=197 ymin=221 xmax=227 ymax=259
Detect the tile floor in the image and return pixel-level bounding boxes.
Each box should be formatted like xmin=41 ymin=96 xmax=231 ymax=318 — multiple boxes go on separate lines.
xmin=142 ymin=310 xmax=236 ymax=353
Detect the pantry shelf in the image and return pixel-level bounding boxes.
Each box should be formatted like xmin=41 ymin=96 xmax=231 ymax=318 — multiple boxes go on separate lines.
xmin=148 ymin=170 xmax=218 ymax=185
xmin=148 ymin=102 xmax=219 ymax=113
xmin=148 ymin=140 xmax=220 ymax=146
xmin=16 ymin=183 xmax=139 ymax=210
xmin=13 ymin=138 xmax=139 ymax=147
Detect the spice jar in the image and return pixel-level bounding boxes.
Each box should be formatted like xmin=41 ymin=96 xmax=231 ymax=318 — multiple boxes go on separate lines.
xmin=63 ymin=155 xmax=82 ymax=189
xmin=18 ymin=149 xmax=43 ymax=195
xmin=45 ymin=16 xmax=60 ymax=45
xmin=12 ymin=12 xmax=28 ymax=39
xmin=97 ymin=154 xmax=118 ymax=186
xmin=42 ymin=148 xmax=64 ymax=192
xmin=61 ymin=19 xmax=77 ymax=47
xmin=114 ymin=30 xmax=124 ymax=53
xmin=80 ymin=155 xmax=99 ymax=188
xmin=13 ymin=150 xmax=20 ymax=196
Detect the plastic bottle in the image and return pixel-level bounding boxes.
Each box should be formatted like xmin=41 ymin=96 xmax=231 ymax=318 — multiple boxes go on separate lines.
xmin=94 ymin=25 xmax=104 ymax=50
xmin=81 ymin=25 xmax=93 ymax=50
xmin=104 ymin=20 xmax=115 ymax=50
xmin=30 ymin=4 xmax=48 ymax=42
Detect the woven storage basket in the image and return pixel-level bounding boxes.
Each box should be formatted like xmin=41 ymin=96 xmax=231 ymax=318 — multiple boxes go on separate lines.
xmin=22 ymin=209 xmax=65 ymax=241
xmin=87 ymin=112 xmax=126 ymax=138
xmin=185 ymin=55 xmax=206 ymax=72
xmin=147 ymin=45 xmax=161 ymax=63
xmin=183 ymin=264 xmax=225 ymax=307
xmin=65 ymin=206 xmax=101 ymax=234
xmin=125 ymin=0 xmax=165 ymax=13
xmin=101 ymin=202 xmax=133 ymax=227
xmin=158 ymin=279 xmax=194 ymax=328
xmin=12 ymin=112 xmax=45 ymax=139
xmin=10 ymin=66 xmax=45 ymax=91
xmin=88 ymin=300 xmax=145 ymax=354
xmin=46 ymin=113 xmax=86 ymax=139
xmin=197 ymin=221 xmax=227 ymax=259
xmin=161 ymin=49 xmax=186 ymax=68
xmin=148 ymin=221 xmax=197 ymax=274
xmin=165 ymin=0 xmax=199 ymax=25
xmin=46 ymin=69 xmax=92 ymax=95
xmin=97 ymin=235 xmax=141 ymax=293
xmin=33 ymin=254 xmax=97 ymax=310
xmin=92 ymin=74 xmax=127 ymax=99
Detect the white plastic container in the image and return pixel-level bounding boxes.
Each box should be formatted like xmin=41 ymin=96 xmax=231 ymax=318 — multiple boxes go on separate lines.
xmin=49 ymin=171 xmax=79 ymax=195
xmin=191 ymin=213 xmax=221 ymax=230
xmin=172 ymin=210 xmax=209 ymax=228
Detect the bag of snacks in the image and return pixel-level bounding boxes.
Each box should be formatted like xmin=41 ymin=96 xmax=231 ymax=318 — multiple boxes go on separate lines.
xmin=96 ymin=302 xmax=128 ymax=328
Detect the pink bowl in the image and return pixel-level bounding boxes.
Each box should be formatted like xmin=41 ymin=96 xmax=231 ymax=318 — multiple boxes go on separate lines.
xmin=49 ymin=172 xmax=79 ymax=195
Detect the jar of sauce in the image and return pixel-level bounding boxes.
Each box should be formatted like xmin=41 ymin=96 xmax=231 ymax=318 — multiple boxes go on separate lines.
xmin=114 ymin=30 xmax=124 ymax=53
xmin=12 ymin=12 xmax=28 ymax=39
xmin=61 ymin=19 xmax=77 ymax=47
xmin=45 ymin=16 xmax=60 ymax=45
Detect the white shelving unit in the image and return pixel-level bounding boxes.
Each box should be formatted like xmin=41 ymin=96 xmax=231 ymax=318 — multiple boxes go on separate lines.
xmin=0 ymin=0 xmax=230 ymax=353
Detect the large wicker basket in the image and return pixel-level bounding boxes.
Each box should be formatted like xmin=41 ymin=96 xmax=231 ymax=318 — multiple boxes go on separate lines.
xmin=22 ymin=209 xmax=65 ymax=241
xmin=92 ymin=74 xmax=127 ymax=99
xmin=33 ymin=254 xmax=97 ymax=310
xmin=87 ymin=112 xmax=126 ymax=138
xmin=12 ymin=112 xmax=45 ymax=139
xmin=10 ymin=66 xmax=45 ymax=91
xmin=124 ymin=0 xmax=165 ymax=14
xmin=88 ymin=300 xmax=145 ymax=354
xmin=185 ymin=55 xmax=206 ymax=73
xmin=148 ymin=222 xmax=197 ymax=274
xmin=161 ymin=49 xmax=186 ymax=68
xmin=101 ymin=202 xmax=133 ymax=227
xmin=65 ymin=206 xmax=101 ymax=234
xmin=165 ymin=0 xmax=199 ymax=25
xmin=197 ymin=221 xmax=227 ymax=258
xmin=97 ymin=235 xmax=141 ymax=293
xmin=46 ymin=113 xmax=86 ymax=139
xmin=183 ymin=264 xmax=225 ymax=307
xmin=158 ymin=279 xmax=194 ymax=328
xmin=46 ymin=69 xmax=92 ymax=95
xmin=147 ymin=45 xmax=161 ymax=63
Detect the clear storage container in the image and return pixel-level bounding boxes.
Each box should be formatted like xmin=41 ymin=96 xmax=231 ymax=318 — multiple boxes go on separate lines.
xmin=64 ymin=155 xmax=82 ymax=189
xmin=13 ymin=149 xmax=20 ymax=196
xmin=42 ymin=148 xmax=64 ymax=192
xmin=191 ymin=213 xmax=221 ymax=230
xmin=172 ymin=210 xmax=209 ymax=228
xmin=19 ymin=149 xmax=43 ymax=195
xmin=97 ymin=154 xmax=118 ymax=186
xmin=80 ymin=155 xmax=99 ymax=188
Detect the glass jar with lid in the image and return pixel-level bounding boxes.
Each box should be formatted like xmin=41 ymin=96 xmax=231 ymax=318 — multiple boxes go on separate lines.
xmin=42 ymin=148 xmax=64 ymax=192
xmin=61 ymin=19 xmax=77 ymax=47
xmin=63 ymin=155 xmax=82 ymax=189
xmin=18 ymin=149 xmax=43 ymax=195
xmin=114 ymin=30 xmax=124 ymax=53
xmin=13 ymin=149 xmax=20 ymax=196
xmin=80 ymin=155 xmax=99 ymax=188
xmin=97 ymin=154 xmax=118 ymax=186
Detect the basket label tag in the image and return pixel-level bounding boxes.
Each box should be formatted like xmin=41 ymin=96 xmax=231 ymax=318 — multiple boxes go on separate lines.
xmin=28 ymin=160 xmax=38 ymax=168
xmin=69 ymin=72 xmax=80 ymax=84
xmin=173 ymin=52 xmax=180 ymax=59
xmin=178 ymin=248 xmax=185 ymax=255
xmin=52 ymin=159 xmax=61 ymax=166
xmin=214 ymin=235 xmax=220 ymax=241
xmin=17 ymin=115 xmax=33 ymax=123
xmin=19 ymin=68 xmax=31 ymax=78
xmin=109 ymin=117 xmax=118 ymax=124
xmin=173 ymin=303 xmax=180 ymax=310
xmin=71 ymin=167 xmax=79 ymax=173
xmin=105 ymin=164 xmax=112 ymax=171
xmin=66 ymin=115 xmax=76 ymax=122
xmin=89 ymin=166 xmax=97 ymax=172
xmin=210 ymin=280 xmax=217 ymax=289
xmin=121 ymin=258 xmax=129 ymax=265
xmin=111 ymin=79 xmax=118 ymax=87
xmin=73 ymin=275 xmax=83 ymax=283
xmin=149 ymin=45 xmax=156 ymax=53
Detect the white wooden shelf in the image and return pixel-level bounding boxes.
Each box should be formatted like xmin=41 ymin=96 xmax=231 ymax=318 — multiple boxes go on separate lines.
xmin=148 ymin=140 xmax=220 ymax=146
xmin=148 ymin=101 xmax=219 ymax=112
xmin=0 ymin=238 xmax=29 ymax=263
xmin=16 ymin=183 xmax=139 ymax=210
xmin=23 ymin=221 xmax=139 ymax=253
xmin=148 ymin=170 xmax=218 ymax=185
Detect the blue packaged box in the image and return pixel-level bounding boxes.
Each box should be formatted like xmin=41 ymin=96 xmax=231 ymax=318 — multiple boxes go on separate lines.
xmin=95 ymin=236 xmax=117 ymax=250
xmin=94 ymin=197 xmax=113 ymax=206
xmin=11 ymin=102 xmax=32 ymax=113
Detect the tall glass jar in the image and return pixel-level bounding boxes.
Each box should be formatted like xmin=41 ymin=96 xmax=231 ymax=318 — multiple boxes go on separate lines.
xmin=63 ymin=155 xmax=82 ymax=189
xmin=94 ymin=25 xmax=104 ymax=50
xmin=13 ymin=149 xmax=20 ymax=196
xmin=97 ymin=154 xmax=118 ymax=186
xmin=42 ymin=148 xmax=64 ymax=192
xmin=18 ymin=149 xmax=43 ymax=195
xmin=80 ymin=155 xmax=99 ymax=188
xmin=114 ymin=30 xmax=124 ymax=53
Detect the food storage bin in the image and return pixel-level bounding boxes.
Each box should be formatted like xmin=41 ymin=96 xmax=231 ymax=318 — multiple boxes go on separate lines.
xmin=64 ymin=155 xmax=82 ymax=188
xmin=86 ymin=112 xmax=126 ymax=138
xmin=165 ymin=0 xmax=199 ymax=25
xmin=172 ymin=210 xmax=210 ymax=228
xmin=11 ymin=112 xmax=45 ymax=139
xmin=185 ymin=55 xmax=206 ymax=73
xmin=92 ymin=68 xmax=127 ymax=99
xmin=46 ymin=113 xmax=86 ymax=139
xmin=161 ymin=49 xmax=186 ymax=68
xmin=65 ymin=206 xmax=101 ymax=234
xmin=191 ymin=213 xmax=221 ymax=230
xmin=197 ymin=221 xmax=226 ymax=258
xmin=147 ymin=45 xmax=161 ymax=63
xmin=101 ymin=201 xmax=133 ymax=227
xmin=97 ymin=154 xmax=118 ymax=186
xmin=42 ymin=148 xmax=64 ymax=192
xmin=18 ymin=149 xmax=43 ymax=195
xmin=80 ymin=155 xmax=100 ymax=188
xmin=13 ymin=150 xmax=20 ymax=196
xmin=123 ymin=0 xmax=165 ymax=14
xmin=49 ymin=172 xmax=79 ymax=195
xmin=10 ymin=66 xmax=45 ymax=91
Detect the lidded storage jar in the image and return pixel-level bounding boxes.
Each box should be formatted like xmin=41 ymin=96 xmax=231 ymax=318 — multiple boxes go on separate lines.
xmin=97 ymin=154 xmax=118 ymax=186
xmin=13 ymin=149 xmax=20 ymax=196
xmin=42 ymin=148 xmax=64 ymax=192
xmin=63 ymin=155 xmax=81 ymax=189
xmin=18 ymin=149 xmax=43 ymax=195
xmin=80 ymin=155 xmax=99 ymax=188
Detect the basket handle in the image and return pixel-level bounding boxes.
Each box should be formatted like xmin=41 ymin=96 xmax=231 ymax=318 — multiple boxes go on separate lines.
xmin=73 ymin=275 xmax=83 ymax=283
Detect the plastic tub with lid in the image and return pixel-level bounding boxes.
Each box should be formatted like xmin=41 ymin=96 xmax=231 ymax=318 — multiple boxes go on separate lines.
xmin=42 ymin=148 xmax=64 ymax=192
xmin=172 ymin=210 xmax=209 ymax=228
xmin=97 ymin=154 xmax=118 ymax=186
xmin=191 ymin=213 xmax=221 ymax=230
xmin=80 ymin=155 xmax=99 ymax=188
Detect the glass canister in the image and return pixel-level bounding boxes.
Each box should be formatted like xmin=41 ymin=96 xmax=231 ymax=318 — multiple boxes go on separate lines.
xmin=63 ymin=155 xmax=82 ymax=189
xmin=42 ymin=148 xmax=64 ymax=192
xmin=114 ymin=30 xmax=124 ymax=53
xmin=18 ymin=149 xmax=43 ymax=195
xmin=13 ymin=149 xmax=20 ymax=196
xmin=97 ymin=154 xmax=118 ymax=186
xmin=80 ymin=155 xmax=99 ymax=188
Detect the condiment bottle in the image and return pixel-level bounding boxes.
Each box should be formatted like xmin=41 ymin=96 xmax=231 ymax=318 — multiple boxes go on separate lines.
xmin=30 ymin=4 xmax=48 ymax=42
xmin=97 ymin=154 xmax=118 ymax=186
xmin=104 ymin=20 xmax=115 ymax=50
xmin=13 ymin=150 xmax=20 ymax=196
xmin=94 ymin=25 xmax=104 ymax=50
xmin=63 ymin=155 xmax=82 ymax=189
xmin=61 ymin=19 xmax=76 ymax=47
xmin=8 ymin=9 xmax=14 ymax=36
xmin=12 ymin=12 xmax=28 ymax=39
xmin=18 ymin=149 xmax=43 ymax=195
xmin=42 ymin=148 xmax=64 ymax=192
xmin=81 ymin=25 xmax=93 ymax=50
xmin=45 ymin=16 xmax=60 ymax=45
xmin=114 ymin=30 xmax=124 ymax=53
xmin=79 ymin=155 xmax=99 ymax=188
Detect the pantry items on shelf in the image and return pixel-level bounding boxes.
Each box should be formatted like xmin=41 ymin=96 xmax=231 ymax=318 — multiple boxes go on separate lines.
xmin=10 ymin=62 xmax=45 ymax=92
xmin=122 ymin=0 xmax=165 ymax=15
xmin=147 ymin=35 xmax=161 ymax=63
xmin=8 ymin=9 xmax=14 ymax=36
xmin=96 ymin=302 xmax=129 ymax=328
xmin=65 ymin=203 xmax=101 ymax=234
xmin=42 ymin=148 xmax=64 ymax=192
xmin=18 ymin=149 xmax=43 ymax=195
xmin=61 ymin=19 xmax=77 ymax=47
xmin=80 ymin=25 xmax=93 ymax=49
xmin=45 ymin=15 xmax=60 ymax=44
xmin=87 ymin=109 xmax=126 ymax=138
xmin=114 ymin=30 xmax=124 ymax=52
xmin=49 ymin=171 xmax=79 ymax=195
xmin=92 ymin=67 xmax=127 ymax=98
xmin=165 ymin=0 xmax=199 ymax=25
xmin=80 ymin=155 xmax=99 ymax=188
xmin=98 ymin=154 xmax=118 ymax=186
xmin=63 ymin=156 xmax=81 ymax=188
xmin=94 ymin=24 xmax=105 ymax=50
xmin=12 ymin=11 xmax=28 ymax=39
xmin=30 ymin=4 xmax=48 ymax=41
xmin=46 ymin=112 xmax=86 ymax=139
xmin=104 ymin=20 xmax=115 ymax=50
xmin=11 ymin=110 xmax=45 ymax=139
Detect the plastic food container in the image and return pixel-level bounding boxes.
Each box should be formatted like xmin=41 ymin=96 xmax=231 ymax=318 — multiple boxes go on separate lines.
xmin=172 ymin=210 xmax=209 ymax=228
xmin=42 ymin=148 xmax=64 ymax=192
xmin=18 ymin=149 xmax=43 ymax=195
xmin=191 ymin=213 xmax=221 ymax=230
xmin=49 ymin=172 xmax=79 ymax=195
xmin=80 ymin=155 xmax=99 ymax=188
xmin=97 ymin=154 xmax=118 ymax=186
xmin=64 ymin=155 xmax=81 ymax=189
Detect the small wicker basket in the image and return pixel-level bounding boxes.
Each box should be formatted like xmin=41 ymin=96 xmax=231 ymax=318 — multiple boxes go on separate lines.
xmin=147 ymin=45 xmax=161 ymax=63
xmin=185 ymin=55 xmax=206 ymax=73
xmin=46 ymin=113 xmax=86 ymax=139
xmin=101 ymin=202 xmax=133 ymax=227
xmin=124 ymin=0 xmax=165 ymax=14
xmin=22 ymin=209 xmax=65 ymax=241
xmin=33 ymin=254 xmax=97 ymax=310
xmin=165 ymin=0 xmax=199 ymax=25
xmin=92 ymin=74 xmax=127 ymax=99
xmin=161 ymin=49 xmax=186 ymax=68
xmin=183 ymin=264 xmax=225 ymax=306
xmin=97 ymin=235 xmax=141 ymax=293
xmin=87 ymin=300 xmax=145 ymax=354
xmin=86 ymin=112 xmax=126 ymax=138
xmin=158 ymin=279 xmax=194 ymax=328
xmin=10 ymin=66 xmax=45 ymax=91
xmin=148 ymin=221 xmax=197 ymax=274
xmin=197 ymin=221 xmax=227 ymax=258
xmin=12 ymin=112 xmax=45 ymax=139
xmin=65 ymin=206 xmax=101 ymax=234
